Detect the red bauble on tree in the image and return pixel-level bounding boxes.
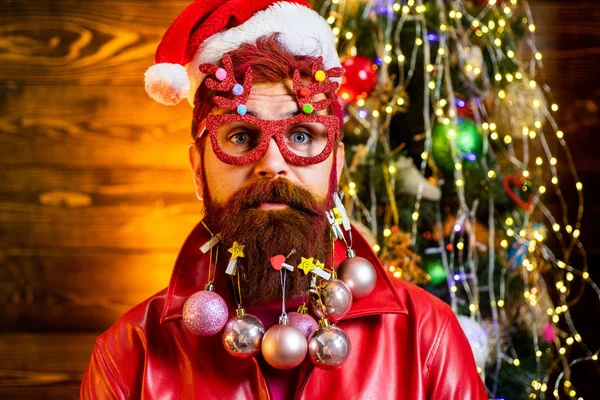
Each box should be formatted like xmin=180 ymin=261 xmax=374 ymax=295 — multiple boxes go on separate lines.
xmin=338 ymin=55 xmax=378 ymax=103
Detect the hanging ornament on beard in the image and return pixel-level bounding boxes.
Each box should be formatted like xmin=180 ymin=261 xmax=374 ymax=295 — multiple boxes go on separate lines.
xmin=308 ymin=275 xmax=353 ymax=369
xmin=262 ymin=314 xmax=308 ymax=370
xmin=308 ymin=316 xmax=351 ymax=369
xmin=327 ymin=192 xmax=377 ymax=299
xmin=338 ymin=55 xmax=378 ymax=104
xmin=260 ymin=253 xmax=312 ymax=370
xmin=222 ymin=306 xmax=265 ymax=358
xmin=431 ymin=118 xmax=484 ymax=174
xmin=182 ymin=231 xmax=228 ymax=337
xmin=182 ymin=283 xmax=229 ymax=336
xmin=221 ymin=242 xmax=265 ymax=359
xmin=304 ymin=191 xmax=379 ymax=369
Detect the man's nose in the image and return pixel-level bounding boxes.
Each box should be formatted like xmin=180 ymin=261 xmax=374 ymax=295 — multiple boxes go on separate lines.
xmin=253 ymin=138 xmax=289 ymax=178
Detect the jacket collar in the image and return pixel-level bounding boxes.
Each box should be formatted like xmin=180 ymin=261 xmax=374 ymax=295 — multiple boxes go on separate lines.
xmin=160 ymin=220 xmax=407 ymax=324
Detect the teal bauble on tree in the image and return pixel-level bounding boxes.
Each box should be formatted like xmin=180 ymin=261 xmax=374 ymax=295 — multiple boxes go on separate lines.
xmin=431 ymin=118 xmax=484 ymax=173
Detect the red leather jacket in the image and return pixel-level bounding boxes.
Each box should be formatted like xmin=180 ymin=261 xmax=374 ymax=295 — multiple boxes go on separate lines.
xmin=81 ymin=221 xmax=488 ymax=399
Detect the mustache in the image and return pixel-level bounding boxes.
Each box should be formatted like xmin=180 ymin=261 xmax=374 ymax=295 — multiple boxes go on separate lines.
xmin=227 ymin=178 xmax=324 ymax=216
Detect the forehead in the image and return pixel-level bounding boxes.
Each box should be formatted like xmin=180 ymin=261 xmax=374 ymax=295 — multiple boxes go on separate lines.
xmin=214 ymin=79 xmax=328 ymax=120
xmin=243 ymin=80 xmax=298 ymax=120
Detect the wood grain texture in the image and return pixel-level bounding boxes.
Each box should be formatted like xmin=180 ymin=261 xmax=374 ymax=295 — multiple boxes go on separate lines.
xmin=0 ymin=0 xmax=189 ymax=85
xmin=0 ymin=332 xmax=97 ymax=399
xmin=0 ymin=249 xmax=176 ymax=330
xmin=0 ymin=85 xmax=192 ymax=168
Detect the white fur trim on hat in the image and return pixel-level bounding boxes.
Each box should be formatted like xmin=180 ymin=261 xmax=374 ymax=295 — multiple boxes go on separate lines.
xmin=185 ymin=2 xmax=340 ymax=106
xmin=145 ymin=63 xmax=190 ymax=106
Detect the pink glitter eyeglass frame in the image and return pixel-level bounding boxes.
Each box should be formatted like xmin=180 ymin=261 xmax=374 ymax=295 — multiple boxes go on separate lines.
xmin=196 ymin=53 xmax=345 ymax=167
xmin=204 ymin=113 xmax=340 ymax=166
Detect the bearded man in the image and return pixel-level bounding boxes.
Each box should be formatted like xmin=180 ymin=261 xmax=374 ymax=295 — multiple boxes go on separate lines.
xmin=80 ymin=1 xmax=488 ymax=399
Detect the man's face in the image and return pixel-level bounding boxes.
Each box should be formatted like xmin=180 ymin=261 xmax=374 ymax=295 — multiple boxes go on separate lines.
xmin=188 ymin=79 xmax=344 ymax=303
xmin=189 ymin=79 xmax=344 ymax=207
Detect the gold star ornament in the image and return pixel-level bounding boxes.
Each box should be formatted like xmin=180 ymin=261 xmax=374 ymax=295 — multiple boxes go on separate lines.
xmin=227 ymin=242 xmax=245 ymax=260
xmin=297 ymin=257 xmax=315 ymax=275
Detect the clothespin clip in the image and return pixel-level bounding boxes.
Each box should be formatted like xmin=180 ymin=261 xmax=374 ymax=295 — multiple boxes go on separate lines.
xmin=200 ymin=233 xmax=222 ymax=253
xmin=326 ymin=210 xmax=345 ymax=240
xmin=225 ymin=241 xmax=245 ymax=275
xmin=333 ymin=192 xmax=351 ymax=231
xmin=297 ymin=257 xmax=331 ymax=280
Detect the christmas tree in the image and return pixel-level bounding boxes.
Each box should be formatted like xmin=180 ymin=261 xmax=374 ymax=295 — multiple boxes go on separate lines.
xmin=311 ymin=0 xmax=598 ymax=398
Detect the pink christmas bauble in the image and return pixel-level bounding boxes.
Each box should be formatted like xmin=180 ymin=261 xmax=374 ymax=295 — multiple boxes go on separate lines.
xmin=222 ymin=313 xmax=264 ymax=358
xmin=182 ymin=290 xmax=228 ymax=336
xmin=287 ymin=312 xmax=318 ymax=339
xmin=337 ymin=256 xmax=377 ymax=299
xmin=308 ymin=325 xmax=351 ymax=369
xmin=310 ymin=279 xmax=353 ymax=321
xmin=261 ymin=324 xmax=308 ymax=370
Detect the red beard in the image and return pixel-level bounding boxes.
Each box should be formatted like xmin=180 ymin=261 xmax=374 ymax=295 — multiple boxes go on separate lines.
xmin=203 ymin=178 xmax=332 ymax=304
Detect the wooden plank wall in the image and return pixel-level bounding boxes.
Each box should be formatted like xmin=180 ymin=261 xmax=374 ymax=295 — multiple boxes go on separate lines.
xmin=0 ymin=0 xmax=200 ymax=333
xmin=1 ymin=1 xmax=599 ymax=398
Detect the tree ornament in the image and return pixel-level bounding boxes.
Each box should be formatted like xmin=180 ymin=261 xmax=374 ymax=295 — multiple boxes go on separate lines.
xmin=495 ymin=78 xmax=546 ymax=139
xmin=380 ymin=228 xmax=427 ymax=284
xmin=457 ymin=315 xmax=489 ymax=371
xmin=462 ymin=46 xmax=484 ymax=81
xmin=310 ymin=278 xmax=353 ymax=321
xmin=221 ymin=307 xmax=265 ymax=358
xmin=424 ymin=258 xmax=447 ymax=286
xmin=261 ymin=315 xmax=308 ymax=370
xmin=308 ymin=318 xmax=351 ymax=369
xmin=503 ymin=174 xmax=534 ymax=212
xmin=182 ymin=283 xmax=228 ymax=336
xmin=431 ymin=118 xmax=483 ymax=173
xmin=542 ymin=322 xmax=556 ymax=343
xmin=288 ymin=304 xmax=318 ymax=339
xmin=338 ymin=55 xmax=378 ymax=103
xmin=393 ymin=156 xmax=441 ymax=201
xmin=337 ymin=249 xmax=377 ymax=299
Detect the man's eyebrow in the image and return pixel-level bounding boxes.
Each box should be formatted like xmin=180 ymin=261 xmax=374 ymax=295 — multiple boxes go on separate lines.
xmin=221 ymin=109 xmax=300 ymax=119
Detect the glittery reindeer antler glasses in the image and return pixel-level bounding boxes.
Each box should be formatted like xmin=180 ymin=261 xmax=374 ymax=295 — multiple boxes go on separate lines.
xmin=197 ymin=54 xmax=345 ymax=167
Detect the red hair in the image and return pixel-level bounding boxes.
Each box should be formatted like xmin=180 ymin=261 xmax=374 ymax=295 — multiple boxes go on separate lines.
xmin=192 ymin=34 xmax=339 ymax=140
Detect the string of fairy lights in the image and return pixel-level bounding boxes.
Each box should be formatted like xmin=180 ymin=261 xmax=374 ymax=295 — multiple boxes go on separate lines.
xmin=316 ymin=0 xmax=599 ymax=398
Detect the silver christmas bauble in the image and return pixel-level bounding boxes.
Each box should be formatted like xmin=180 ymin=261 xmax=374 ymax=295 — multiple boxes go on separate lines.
xmin=287 ymin=312 xmax=318 ymax=339
xmin=308 ymin=325 xmax=351 ymax=369
xmin=337 ymin=256 xmax=377 ymax=299
xmin=222 ymin=311 xmax=264 ymax=358
xmin=182 ymin=289 xmax=228 ymax=336
xmin=310 ymin=279 xmax=353 ymax=321
xmin=261 ymin=324 xmax=308 ymax=369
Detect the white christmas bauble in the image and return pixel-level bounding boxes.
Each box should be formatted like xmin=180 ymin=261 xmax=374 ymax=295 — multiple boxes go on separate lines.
xmin=457 ymin=315 xmax=489 ymax=370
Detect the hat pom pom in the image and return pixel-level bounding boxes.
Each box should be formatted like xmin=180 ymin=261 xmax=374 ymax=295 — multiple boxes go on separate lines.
xmin=144 ymin=63 xmax=190 ymax=106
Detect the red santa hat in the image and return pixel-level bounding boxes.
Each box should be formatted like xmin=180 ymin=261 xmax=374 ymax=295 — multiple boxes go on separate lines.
xmin=144 ymin=0 xmax=342 ymax=106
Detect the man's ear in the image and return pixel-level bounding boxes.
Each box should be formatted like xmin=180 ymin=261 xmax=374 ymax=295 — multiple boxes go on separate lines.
xmin=336 ymin=142 xmax=345 ymax=184
xmin=188 ymin=143 xmax=204 ymax=201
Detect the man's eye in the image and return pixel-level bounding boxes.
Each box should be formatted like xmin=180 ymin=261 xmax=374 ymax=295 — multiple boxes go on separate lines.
xmin=291 ymin=131 xmax=310 ymax=144
xmin=230 ymin=132 xmax=250 ymax=144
